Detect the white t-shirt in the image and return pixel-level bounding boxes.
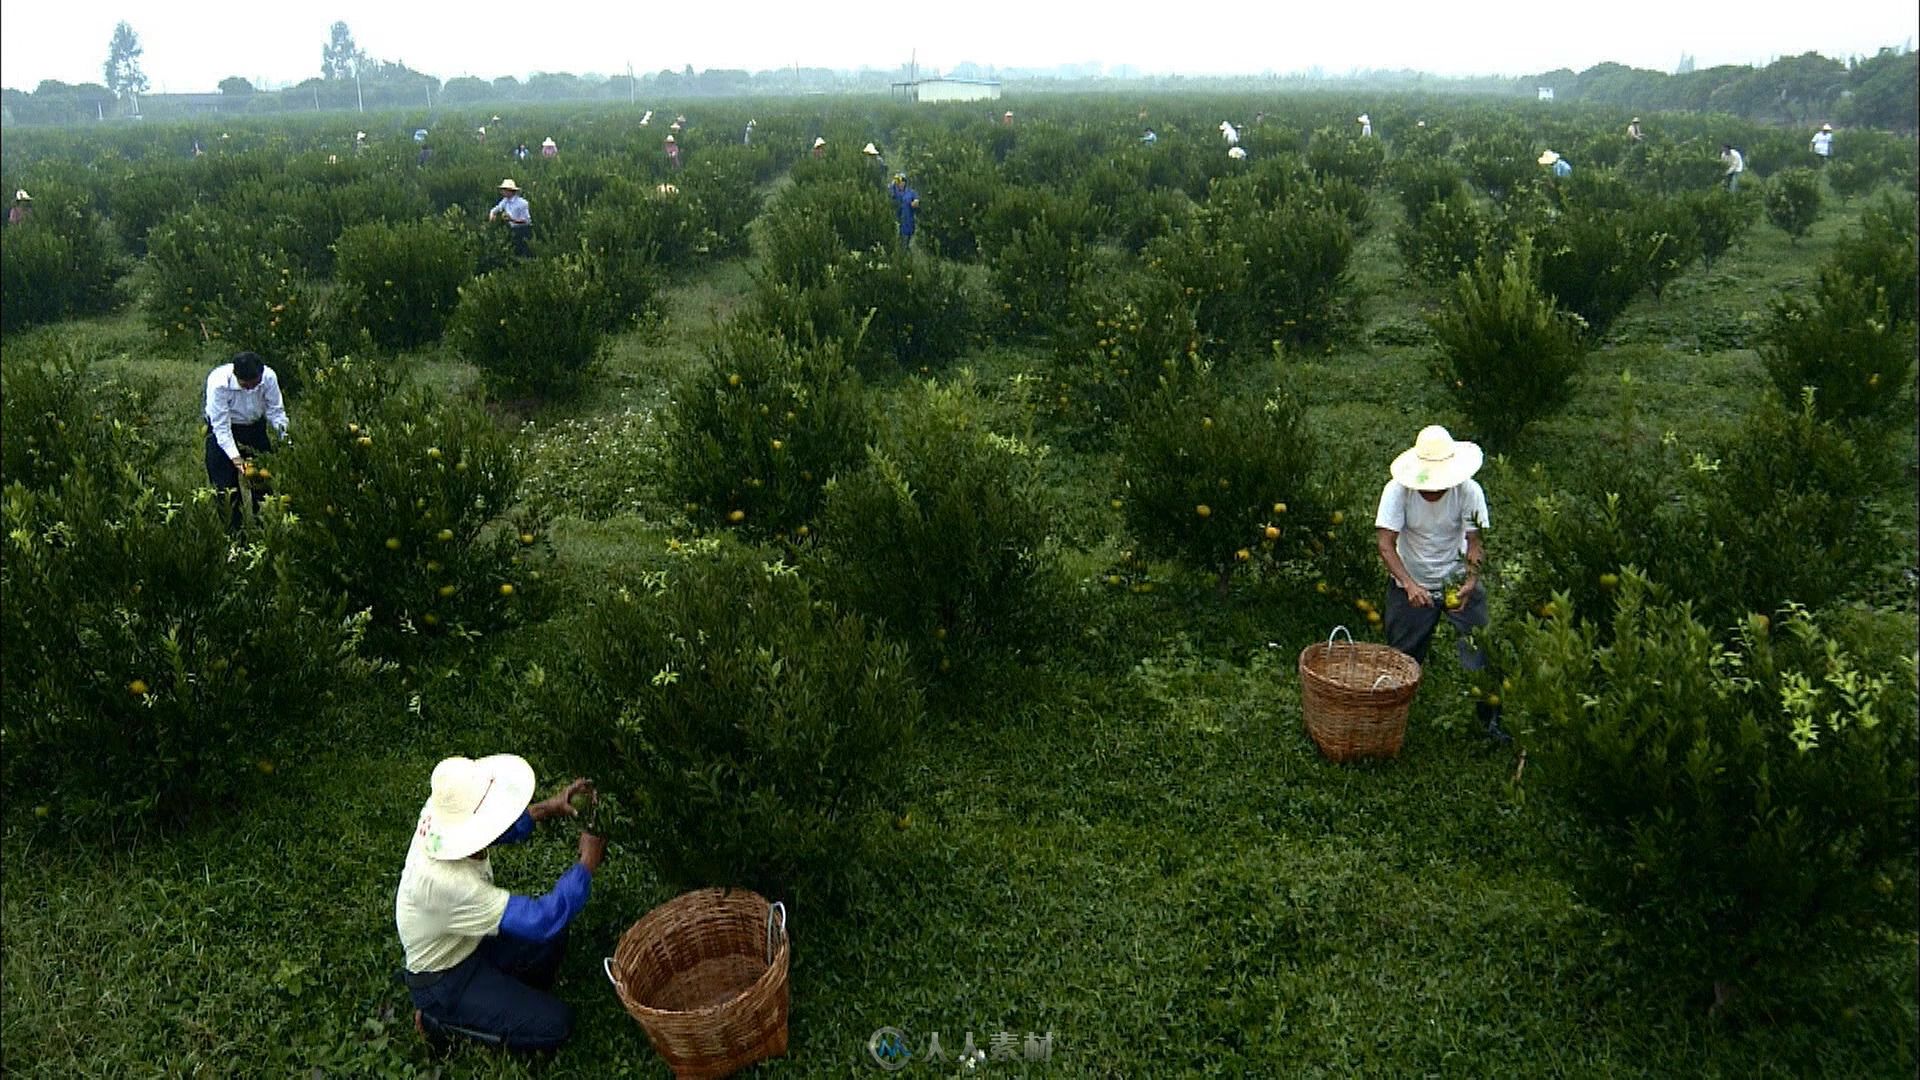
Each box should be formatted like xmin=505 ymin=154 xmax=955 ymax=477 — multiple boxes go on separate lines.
xmin=1374 ymin=479 xmax=1489 ymax=591
xmin=395 ymin=805 xmax=510 ymax=973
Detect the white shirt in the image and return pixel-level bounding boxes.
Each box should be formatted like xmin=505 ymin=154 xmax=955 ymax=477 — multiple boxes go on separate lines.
xmin=395 ymin=805 xmax=510 ymax=973
xmin=1723 ymin=148 xmax=1745 ymax=174
xmin=490 ymin=194 xmax=530 ymax=224
xmin=1810 ymin=131 xmax=1832 ymax=156
xmin=1220 ymin=123 xmax=1239 ymax=145
xmin=1374 ymin=479 xmax=1488 ymax=591
xmin=205 ymin=364 xmax=289 ymax=462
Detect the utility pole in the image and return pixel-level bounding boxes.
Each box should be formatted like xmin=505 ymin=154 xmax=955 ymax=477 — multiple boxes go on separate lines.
xmin=355 ymin=67 xmax=364 ymax=113
xmin=426 ymin=78 xmax=433 ymax=112
xmin=628 ymin=62 xmax=635 ymax=104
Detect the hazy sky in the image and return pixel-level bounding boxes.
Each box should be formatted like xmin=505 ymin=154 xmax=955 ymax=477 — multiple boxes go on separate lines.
xmin=3 ymin=0 xmax=1915 ymax=92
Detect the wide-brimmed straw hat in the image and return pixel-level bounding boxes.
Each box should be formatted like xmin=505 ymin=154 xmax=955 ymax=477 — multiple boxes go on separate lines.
xmin=541 ymin=137 xmax=557 ymax=147
xmin=418 ymin=754 xmax=536 ymax=860
xmin=13 ymin=190 xmax=29 ymax=202
xmin=497 ymin=178 xmax=520 ymax=192
xmin=862 ymin=142 xmax=880 ymax=155
xmin=1630 ymin=117 xmax=1641 ymax=123
xmin=1820 ymin=123 xmax=1833 ymax=131
xmin=812 ymin=136 xmax=826 ymax=148
xmin=1391 ymin=426 xmax=1484 ymax=491
xmin=1538 ymin=150 xmax=1560 ymax=165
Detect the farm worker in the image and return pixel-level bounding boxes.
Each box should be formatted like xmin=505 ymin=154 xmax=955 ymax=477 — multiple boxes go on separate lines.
xmin=414 ymin=128 xmax=429 ymax=143
xmin=744 ymin=118 xmax=755 ymax=145
xmin=354 ymin=131 xmax=367 ymax=155
xmin=891 ymin=173 xmax=920 ymax=248
xmin=1538 ymin=149 xmax=1572 ymax=178
xmin=476 ymin=126 xmax=487 ymax=143
xmin=8 ymin=190 xmax=31 ymax=225
xmin=513 ymin=142 xmax=530 ymax=161
xmin=1626 ymin=116 xmax=1644 ymax=141
xmin=397 ymin=756 xmax=604 ymax=1052
xmin=1356 ymin=114 xmax=1373 ymax=138
xmin=665 ymin=135 xmax=682 ymax=169
xmin=1809 ymin=123 xmax=1833 ymax=161
xmin=540 ymin=137 xmax=558 ymax=158
xmin=1721 ymin=144 xmax=1744 ymax=192
xmin=811 ymin=135 xmax=826 ymax=158
xmin=1140 ymin=129 xmax=1157 ymax=145
xmin=1219 ymin=121 xmax=1239 ymax=146
xmin=1002 ymin=110 xmax=1014 ymax=125
xmin=489 ymin=179 xmax=533 ymax=258
xmin=1374 ymin=425 xmax=1508 ymax=744
xmin=639 ymin=110 xmax=652 ymax=126
xmin=204 ymin=352 xmax=290 ymax=531
xmin=1227 ymin=146 xmax=1247 ymax=161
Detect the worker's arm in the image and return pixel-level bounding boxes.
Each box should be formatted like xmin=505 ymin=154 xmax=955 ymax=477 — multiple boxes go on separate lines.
xmin=263 ymin=370 xmax=290 ymax=438
xmin=1376 ymin=528 xmax=1432 ymax=608
xmin=1462 ymin=530 xmax=1484 ymax=600
xmin=496 ymin=833 xmax=604 ymax=944
xmin=205 ymin=371 xmax=241 ymax=466
xmin=492 ymin=810 xmax=536 ymax=846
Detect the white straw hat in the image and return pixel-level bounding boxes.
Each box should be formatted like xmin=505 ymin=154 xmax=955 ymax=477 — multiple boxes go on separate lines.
xmin=813 ymin=136 xmax=826 ymax=148
xmin=497 ymin=178 xmax=520 ymax=191
xmin=541 ymin=137 xmax=556 ymax=147
xmin=418 ymin=754 xmax=536 ymax=860
xmin=13 ymin=190 xmax=29 ymax=202
xmin=1538 ymin=150 xmax=1560 ymax=165
xmin=1820 ymin=123 xmax=1832 ymax=131
xmin=862 ymin=142 xmax=880 ymax=155
xmin=1391 ymin=426 xmax=1484 ymax=491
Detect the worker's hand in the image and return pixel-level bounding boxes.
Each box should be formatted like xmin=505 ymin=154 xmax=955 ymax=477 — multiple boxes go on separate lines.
xmin=1404 ymin=582 xmax=1434 ymax=608
xmin=530 ymin=777 xmax=593 ymax=821
xmin=578 ymin=830 xmax=607 ymax=873
xmin=1459 ymin=577 xmax=1479 ymax=605
xmin=230 ymin=456 xmax=246 ymax=474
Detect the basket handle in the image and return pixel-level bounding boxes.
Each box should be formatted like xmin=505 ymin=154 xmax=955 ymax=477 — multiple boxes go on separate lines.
xmin=1371 ymin=673 xmax=1393 ymax=690
xmin=603 ymin=956 xmax=618 ymax=989
xmin=766 ymin=901 xmax=788 ymax=966
xmin=1327 ymin=625 xmax=1354 ymax=649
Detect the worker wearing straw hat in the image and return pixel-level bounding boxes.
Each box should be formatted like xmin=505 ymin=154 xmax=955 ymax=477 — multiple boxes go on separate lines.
xmin=1538 ymin=149 xmax=1571 ymax=178
xmin=1356 ymin=114 xmax=1372 ymax=137
xmin=7 ymin=189 xmax=31 ymax=226
xmin=1809 ymin=123 xmax=1833 ymax=162
xmin=665 ymin=133 xmax=682 ymax=170
xmin=397 ymin=755 xmax=604 ymax=1051
xmin=488 ymin=179 xmax=533 ymax=257
xmin=1374 ymin=425 xmax=1508 ymax=743
xmin=1219 ymin=120 xmax=1239 ymax=146
xmin=811 ymin=135 xmax=827 ymax=158
xmin=1626 ymin=116 xmax=1644 ymax=141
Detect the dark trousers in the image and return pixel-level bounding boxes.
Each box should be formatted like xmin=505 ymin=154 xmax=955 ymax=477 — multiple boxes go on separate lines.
xmin=407 ymin=930 xmax=573 ymax=1052
xmin=1382 ymin=577 xmax=1490 ymax=671
xmin=205 ymin=420 xmax=271 ymax=531
xmin=508 ymin=222 xmax=532 ymax=257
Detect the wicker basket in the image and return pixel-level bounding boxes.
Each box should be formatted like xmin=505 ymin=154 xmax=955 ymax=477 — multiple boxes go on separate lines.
xmin=604 ymin=888 xmax=790 ymax=1080
xmin=1297 ymin=626 xmax=1423 ymax=762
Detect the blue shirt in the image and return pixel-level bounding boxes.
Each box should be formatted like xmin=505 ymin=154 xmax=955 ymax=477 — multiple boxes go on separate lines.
xmin=490 ymin=194 xmax=531 ymax=225
xmin=891 ymin=184 xmax=919 ymax=235
xmin=490 ymin=810 xmax=594 ymax=944
xmin=1550 ymin=159 xmax=1572 ymax=178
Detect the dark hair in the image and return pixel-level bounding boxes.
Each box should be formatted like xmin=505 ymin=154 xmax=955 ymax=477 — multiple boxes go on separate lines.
xmin=232 ymin=352 xmax=266 ymax=382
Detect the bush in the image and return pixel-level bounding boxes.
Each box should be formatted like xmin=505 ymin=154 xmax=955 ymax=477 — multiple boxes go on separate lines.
xmin=271 ymin=357 xmax=545 ymax=656
xmin=988 ymin=212 xmax=1094 ymax=340
xmin=1763 ymin=167 xmax=1823 ymax=242
xmin=1395 ymin=189 xmax=1500 ymax=286
xmin=1390 ymin=157 xmax=1465 ymax=228
xmin=449 ymin=256 xmax=610 ymax=401
xmin=1 ymin=478 xmax=355 ymax=830
xmin=1507 ymin=584 xmax=1917 ymax=1009
xmin=750 ymin=244 xmax=979 ymax=374
xmin=0 ymin=191 xmax=124 ymax=333
xmin=675 ymin=147 xmax=764 ymax=259
xmin=664 ymin=326 xmax=872 ymax=539
xmin=909 ymin=145 xmax=1002 ymax=260
xmin=1761 ymin=268 xmax=1915 ymax=426
xmin=1429 ymin=237 xmax=1586 ymax=448
xmin=553 ymin=537 xmax=920 ymax=906
xmin=1118 ymin=379 xmax=1346 ymax=591
xmin=0 ymin=345 xmax=162 ymax=495
xmin=332 ymin=217 xmax=475 ymax=351
xmin=1628 ymin=196 xmax=1703 ymax=300
xmin=1535 ymin=207 xmax=1653 ymax=338
xmin=1458 ymin=132 xmax=1536 ymax=200
xmin=105 ymin=166 xmax=194 ymax=256
xmin=812 ymin=379 xmax=1069 ymax=680
xmin=1682 ymin=187 xmax=1758 ymax=270
xmin=761 ymin=180 xmax=894 ymax=290
xmin=1826 ymin=190 xmax=1917 ymax=326
xmin=576 ymin=201 xmax=666 ymax=328
xmin=1049 ymin=271 xmax=1203 ymax=433
xmin=143 ymin=206 xmax=326 ymax=364
xmin=1304 ymin=126 xmax=1386 ymax=187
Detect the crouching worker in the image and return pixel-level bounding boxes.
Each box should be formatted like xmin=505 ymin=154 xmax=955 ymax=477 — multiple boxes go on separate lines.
xmin=205 ymin=351 xmax=289 ymax=531
xmin=396 ymin=755 xmax=605 ymax=1052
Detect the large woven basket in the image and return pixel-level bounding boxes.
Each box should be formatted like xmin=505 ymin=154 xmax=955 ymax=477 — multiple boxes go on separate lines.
xmin=604 ymin=887 xmax=790 ymax=1080
xmin=1297 ymin=626 xmax=1423 ymax=762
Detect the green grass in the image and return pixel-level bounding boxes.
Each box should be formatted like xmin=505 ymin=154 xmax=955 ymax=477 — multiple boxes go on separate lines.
xmin=3 ymin=166 xmax=1915 ymax=1079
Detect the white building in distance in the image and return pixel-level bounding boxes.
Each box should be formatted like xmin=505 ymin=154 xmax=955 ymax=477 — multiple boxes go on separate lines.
xmin=891 ymin=77 xmax=1002 ymax=103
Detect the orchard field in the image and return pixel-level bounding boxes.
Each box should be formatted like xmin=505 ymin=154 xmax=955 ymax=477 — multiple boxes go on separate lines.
xmin=2 ymin=94 xmax=1916 ymax=1077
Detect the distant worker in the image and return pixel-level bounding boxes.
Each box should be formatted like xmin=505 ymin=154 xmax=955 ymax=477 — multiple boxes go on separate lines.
xmin=8 ymin=190 xmax=31 ymax=225
xmin=1219 ymin=121 xmax=1239 ymax=146
xmin=1140 ymin=129 xmax=1158 ymax=146
xmin=1626 ymin=116 xmax=1644 ymax=142
xmin=811 ymin=136 xmax=826 ymax=158
xmin=1720 ymin=144 xmax=1744 ymax=192
xmin=1538 ymin=149 xmax=1571 ymax=178
xmin=664 ymin=134 xmax=681 ymax=170
xmin=488 ymin=179 xmax=533 ymax=258
xmin=744 ymin=118 xmax=756 ymax=146
xmin=1227 ymin=146 xmax=1247 ymax=161
xmin=417 ymin=140 xmax=433 ymax=167
xmin=414 ymin=128 xmax=429 ymax=143
xmin=540 ymin=137 xmax=558 ymax=159
xmin=1002 ymin=110 xmax=1014 ymax=126
xmin=862 ymin=142 xmax=888 ymax=185
xmin=640 ymin=110 xmax=653 ymax=126
xmin=513 ymin=142 xmax=530 ymax=162
xmin=1809 ymin=123 xmax=1833 ymax=162
xmin=204 ymin=351 xmax=290 ymax=531
xmin=354 ymin=130 xmax=368 ymax=155
xmin=476 ymin=126 xmax=488 ymax=144
xmin=1357 ymin=114 xmax=1373 ymax=138
xmin=890 ymin=173 xmax=920 ymax=249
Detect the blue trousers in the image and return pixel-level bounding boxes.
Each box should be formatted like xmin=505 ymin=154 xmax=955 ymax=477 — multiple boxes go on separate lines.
xmin=408 ymin=929 xmax=573 ymax=1052
xmin=1382 ymin=578 xmax=1489 ymax=672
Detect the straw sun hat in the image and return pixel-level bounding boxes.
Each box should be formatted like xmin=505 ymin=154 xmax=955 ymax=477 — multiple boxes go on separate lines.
xmin=862 ymin=142 xmax=880 ymax=155
xmin=13 ymin=190 xmax=29 ymax=202
xmin=1537 ymin=149 xmax=1561 ymax=165
xmin=1391 ymin=426 xmax=1484 ymax=492
xmin=1820 ymin=123 xmax=1833 ymax=131
xmin=497 ymin=178 xmax=520 ymax=192
xmin=418 ymin=754 xmax=536 ymax=860
xmin=813 ymin=136 xmax=827 ymax=148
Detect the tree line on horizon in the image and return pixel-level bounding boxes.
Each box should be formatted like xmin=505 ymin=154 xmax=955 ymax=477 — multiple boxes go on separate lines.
xmin=4 ymin=20 xmax=1914 ymax=132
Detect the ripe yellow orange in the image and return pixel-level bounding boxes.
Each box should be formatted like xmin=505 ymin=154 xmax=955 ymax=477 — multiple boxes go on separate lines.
xmin=1599 ymin=573 xmax=1620 ymax=590
xmin=1272 ymin=502 xmax=1287 ymax=514
xmin=1110 ymin=498 xmax=1124 ymax=510
xmin=1201 ymin=416 xmax=1214 ymax=429
xmin=385 ymin=537 xmax=401 ymax=550
xmin=1235 ymin=548 xmax=1251 ymax=562
xmin=427 ymin=447 xmax=442 ymax=459
xmin=129 ymin=679 xmax=150 ymax=696
xmin=437 ymin=529 xmax=454 ymax=542
xmin=519 ymin=533 xmax=535 ymax=545
xmin=423 ymin=613 xmax=440 ymax=626
xmin=795 ymin=524 xmax=810 ymax=537
xmin=1366 ymin=611 xmax=1383 ymax=626
xmin=727 ymin=509 xmax=747 ymax=523
xmin=438 ymin=585 xmax=456 ymax=598
xmin=1264 ymin=525 xmax=1280 ymax=540
xmin=1107 ymin=574 xmax=1124 ymax=586
xmin=356 ymin=436 xmax=373 ymax=448
xmin=1315 ymin=581 xmax=1329 ymax=594
xmin=499 ymin=584 xmax=515 ymax=597
xmin=770 ymin=439 xmax=784 ymax=451
xmin=1195 ymin=504 xmax=1211 ymax=518
xmin=727 ymin=373 xmax=742 ymax=387
xmin=934 ymin=627 xmax=947 ymax=641
xmin=257 ymin=759 xmax=275 ymax=775
xmin=33 ymin=805 xmax=50 ymax=818
xmin=1330 ymin=511 xmax=1345 ymax=525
